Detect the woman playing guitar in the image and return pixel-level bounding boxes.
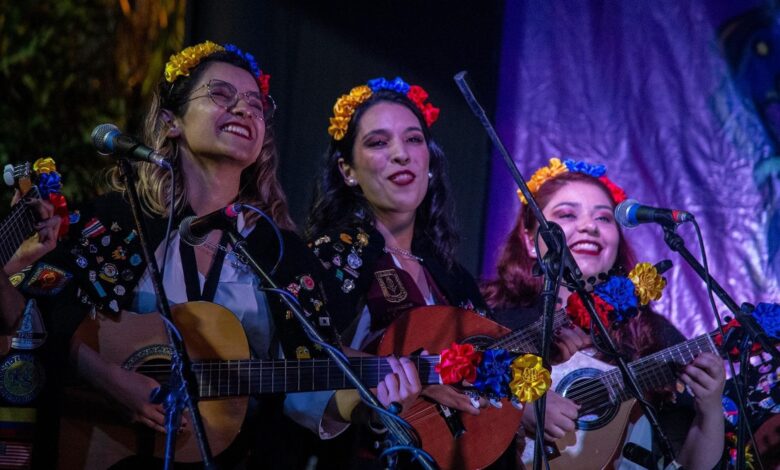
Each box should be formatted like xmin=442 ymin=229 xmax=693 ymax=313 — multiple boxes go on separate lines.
xmin=482 ymin=158 xmax=726 ymax=469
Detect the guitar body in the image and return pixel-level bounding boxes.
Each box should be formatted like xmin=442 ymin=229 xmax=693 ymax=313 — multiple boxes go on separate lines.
xmin=377 ymin=306 xmax=524 ymax=470
xmin=58 ymin=302 xmax=249 ymax=468
xmin=522 ymin=351 xmax=635 ymax=470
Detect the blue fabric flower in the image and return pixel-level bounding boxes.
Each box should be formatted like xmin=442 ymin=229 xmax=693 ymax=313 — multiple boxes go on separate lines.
xmin=563 ymin=159 xmax=607 ymax=178
xmin=36 ymin=172 xmax=62 ymax=198
xmin=224 ymin=44 xmax=261 ymax=79
xmin=594 ymin=276 xmax=638 ymax=324
xmin=367 ymin=76 xmax=410 ymax=94
xmin=753 ymin=302 xmax=780 ymax=338
xmin=473 ymin=349 xmax=514 ymax=397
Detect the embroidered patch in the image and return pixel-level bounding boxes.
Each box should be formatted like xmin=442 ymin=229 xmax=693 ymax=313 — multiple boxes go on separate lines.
xmin=356 ymin=232 xmax=369 ymax=248
xmin=332 ymin=255 xmax=342 ymax=267
xmin=0 ymin=354 xmax=45 ymax=405
xmin=314 ymin=235 xmax=331 ymax=246
xmin=333 ymin=243 xmax=345 ymax=253
xmin=286 ymin=282 xmax=301 ymax=297
xmin=82 ymin=218 xmax=106 ymax=238
xmin=11 ymin=300 xmax=47 ymax=351
xmin=342 ymin=278 xmax=355 ymax=293
xmin=374 ymin=269 xmax=408 ymax=303
xmin=20 ymin=263 xmax=72 ymax=296
xmin=340 ymin=233 xmax=353 ymax=244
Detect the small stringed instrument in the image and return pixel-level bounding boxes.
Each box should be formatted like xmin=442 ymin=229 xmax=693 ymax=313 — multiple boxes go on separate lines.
xmin=58 ymin=302 xmax=524 ymax=469
xmin=376 ymin=305 xmax=570 ymax=470
xmin=521 ymin=330 xmax=726 ymax=469
xmin=0 ymin=162 xmax=43 ymax=271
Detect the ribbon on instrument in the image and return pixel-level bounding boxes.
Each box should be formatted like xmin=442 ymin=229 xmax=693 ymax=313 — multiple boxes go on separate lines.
xmin=436 ymin=342 xmax=482 ymax=384
xmin=509 ymin=354 xmax=551 ymax=403
xmin=32 ymin=157 xmax=69 ymax=237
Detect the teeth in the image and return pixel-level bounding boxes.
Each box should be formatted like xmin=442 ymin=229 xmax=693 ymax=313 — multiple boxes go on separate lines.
xmin=221 ymin=124 xmax=250 ymax=138
xmin=572 ymin=242 xmax=600 ymax=251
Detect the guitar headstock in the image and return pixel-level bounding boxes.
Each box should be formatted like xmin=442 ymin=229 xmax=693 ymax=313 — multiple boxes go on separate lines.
xmin=3 ymin=162 xmax=36 ymax=197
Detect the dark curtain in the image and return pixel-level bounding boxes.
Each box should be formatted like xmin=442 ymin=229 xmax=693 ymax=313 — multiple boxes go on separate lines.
xmin=187 ymin=0 xmax=504 ymax=275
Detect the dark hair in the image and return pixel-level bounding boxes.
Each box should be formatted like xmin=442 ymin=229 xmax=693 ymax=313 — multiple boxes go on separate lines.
xmin=481 ymin=172 xmax=637 ymax=310
xmin=109 ymin=50 xmax=294 ymax=229
xmin=306 ymin=89 xmax=458 ymax=265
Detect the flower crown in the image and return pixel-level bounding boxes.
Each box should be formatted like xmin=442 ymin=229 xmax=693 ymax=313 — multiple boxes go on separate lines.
xmin=327 ymin=76 xmax=440 ymax=141
xmin=164 ymin=40 xmax=271 ymax=96
xmin=566 ymin=262 xmax=667 ymax=330
xmin=517 ymin=158 xmax=627 ymax=205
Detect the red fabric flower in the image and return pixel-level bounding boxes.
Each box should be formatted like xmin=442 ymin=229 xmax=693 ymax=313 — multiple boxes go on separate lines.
xmin=48 ymin=193 xmax=69 ymax=238
xmin=406 ymin=85 xmax=440 ymax=127
xmin=435 ymin=342 xmax=483 ymax=384
xmin=257 ymin=73 xmax=271 ymax=97
xmin=566 ymin=292 xmax=614 ymax=331
xmin=598 ymin=176 xmax=627 ymax=204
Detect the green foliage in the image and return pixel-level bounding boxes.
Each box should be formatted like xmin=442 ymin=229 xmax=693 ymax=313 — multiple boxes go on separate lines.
xmin=0 ymin=0 xmax=185 ymax=215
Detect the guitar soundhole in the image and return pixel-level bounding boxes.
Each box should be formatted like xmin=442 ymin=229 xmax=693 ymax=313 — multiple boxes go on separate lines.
xmin=556 ymin=368 xmax=618 ymax=431
xmin=123 ymin=344 xmax=174 ymax=385
xmin=460 ymin=334 xmax=497 ymax=350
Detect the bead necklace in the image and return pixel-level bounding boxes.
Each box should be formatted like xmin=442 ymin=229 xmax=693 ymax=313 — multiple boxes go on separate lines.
xmin=383 ymin=246 xmax=423 ymax=263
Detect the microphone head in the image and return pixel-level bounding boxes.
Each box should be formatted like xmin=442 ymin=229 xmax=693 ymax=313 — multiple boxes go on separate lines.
xmin=91 ymin=123 xmax=120 ymax=155
xmin=179 ymin=215 xmax=208 ymax=246
xmin=614 ymin=198 xmax=640 ymax=229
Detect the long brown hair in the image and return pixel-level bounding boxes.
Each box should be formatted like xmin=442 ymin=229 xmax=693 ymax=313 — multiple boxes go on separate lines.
xmin=108 ymin=50 xmax=294 ymax=229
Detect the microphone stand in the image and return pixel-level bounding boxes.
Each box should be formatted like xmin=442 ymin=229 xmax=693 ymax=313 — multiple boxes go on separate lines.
xmin=453 ymin=71 xmax=676 ymax=469
xmin=662 ymin=225 xmax=777 ymax=469
xmin=222 ymin=226 xmax=436 ymax=470
xmin=117 ymin=159 xmax=216 ymax=469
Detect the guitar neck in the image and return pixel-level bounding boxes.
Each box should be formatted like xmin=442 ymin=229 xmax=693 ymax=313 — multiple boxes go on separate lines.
xmin=603 ymin=332 xmax=719 ymax=402
xmin=190 ymin=354 xmax=442 ymax=398
xmin=0 ymin=188 xmax=40 ymax=268
xmin=489 ymin=309 xmax=570 ymax=353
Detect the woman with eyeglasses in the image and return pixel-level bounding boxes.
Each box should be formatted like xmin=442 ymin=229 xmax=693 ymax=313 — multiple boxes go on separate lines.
xmin=0 ymin=41 xmax=421 ymax=469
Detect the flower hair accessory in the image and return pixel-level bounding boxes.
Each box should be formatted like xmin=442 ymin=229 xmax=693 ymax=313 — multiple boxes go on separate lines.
xmin=328 ymin=76 xmax=440 ymax=141
xmin=517 ymin=157 xmax=627 ymax=205
xmin=164 ymin=40 xmax=271 ymax=96
xmin=566 ymin=261 xmax=667 ymax=330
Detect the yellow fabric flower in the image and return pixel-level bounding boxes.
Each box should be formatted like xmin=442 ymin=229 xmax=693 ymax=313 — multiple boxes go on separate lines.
xmin=164 ymin=41 xmax=225 ymax=83
xmin=328 ymin=85 xmax=373 ymax=140
xmin=517 ymin=158 xmax=569 ymax=204
xmin=508 ymin=354 xmax=551 ymax=403
xmin=33 ymin=157 xmax=57 ymax=174
xmin=629 ymin=262 xmax=667 ymax=305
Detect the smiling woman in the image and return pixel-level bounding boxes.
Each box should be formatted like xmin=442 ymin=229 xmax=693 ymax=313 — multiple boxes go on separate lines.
xmin=482 ymin=158 xmax=727 ymax=470
xmin=304 ymin=78 xmax=519 ymax=469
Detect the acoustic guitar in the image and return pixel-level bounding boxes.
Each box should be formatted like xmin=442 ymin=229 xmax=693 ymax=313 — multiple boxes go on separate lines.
xmin=58 ymin=302 xmax=528 ymax=469
xmin=376 ymin=305 xmax=570 ymax=470
xmin=521 ymin=330 xmax=725 ymax=469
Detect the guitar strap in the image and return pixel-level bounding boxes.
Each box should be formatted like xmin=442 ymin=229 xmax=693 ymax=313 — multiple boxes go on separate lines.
xmin=179 ymin=231 xmax=229 ymax=302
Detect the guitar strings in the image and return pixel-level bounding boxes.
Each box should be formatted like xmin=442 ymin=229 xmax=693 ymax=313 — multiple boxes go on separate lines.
xmin=553 ymin=334 xmax=719 ymax=411
xmin=0 ymin=202 xmax=37 ymax=266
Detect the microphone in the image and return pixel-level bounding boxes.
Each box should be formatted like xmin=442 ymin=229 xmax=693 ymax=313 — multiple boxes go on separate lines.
xmin=615 ymin=199 xmax=693 ymax=229
xmin=179 ymin=204 xmax=242 ymax=246
xmin=91 ymin=123 xmax=171 ymax=169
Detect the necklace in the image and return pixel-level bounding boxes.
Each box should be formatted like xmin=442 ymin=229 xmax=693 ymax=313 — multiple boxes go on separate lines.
xmin=383 ymin=246 xmax=423 ymax=263
xmin=196 ymin=241 xmax=250 ymax=271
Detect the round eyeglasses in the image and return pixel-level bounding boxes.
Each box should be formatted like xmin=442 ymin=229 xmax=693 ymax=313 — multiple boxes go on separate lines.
xmin=185 ymin=79 xmax=276 ymax=121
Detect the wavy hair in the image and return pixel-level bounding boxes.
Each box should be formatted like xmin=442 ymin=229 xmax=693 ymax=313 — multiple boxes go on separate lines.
xmin=108 ymin=51 xmax=294 ymax=229
xmin=482 ymin=172 xmax=637 ymax=310
xmin=306 ymin=90 xmax=458 ymax=266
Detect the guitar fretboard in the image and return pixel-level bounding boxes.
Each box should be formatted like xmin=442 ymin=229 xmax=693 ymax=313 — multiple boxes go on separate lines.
xmin=138 ymin=355 xmax=441 ymax=398
xmin=0 ymin=188 xmax=40 ymax=268
xmin=489 ymin=309 xmax=570 ymax=353
xmin=568 ymin=332 xmax=719 ymax=412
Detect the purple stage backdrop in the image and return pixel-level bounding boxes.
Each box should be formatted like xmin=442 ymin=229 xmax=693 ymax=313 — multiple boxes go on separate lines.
xmin=483 ymin=0 xmax=780 ymax=338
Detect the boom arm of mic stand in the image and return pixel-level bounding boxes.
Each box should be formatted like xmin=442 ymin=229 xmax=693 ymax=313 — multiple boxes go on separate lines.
xmin=223 ymin=227 xmax=437 ymax=470
xmin=117 ymin=159 xmax=215 ymax=469
xmin=453 ymin=70 xmax=676 ymax=467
